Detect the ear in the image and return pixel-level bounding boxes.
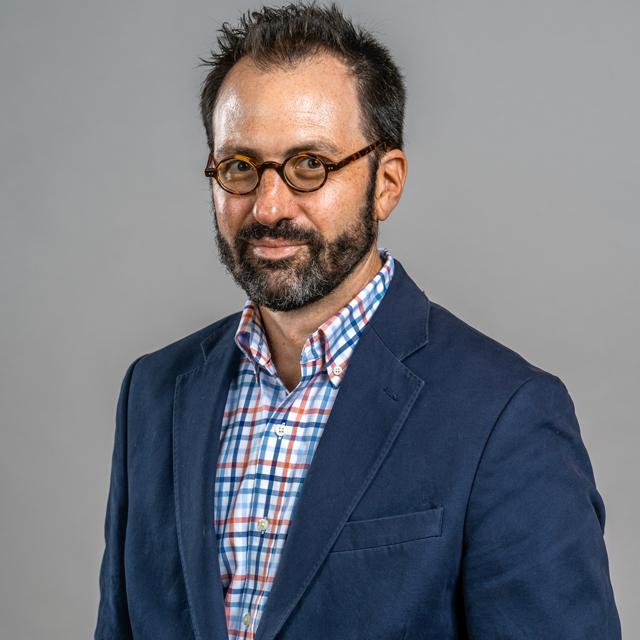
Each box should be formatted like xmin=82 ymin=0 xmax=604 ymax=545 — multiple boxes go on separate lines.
xmin=374 ymin=149 xmax=407 ymax=222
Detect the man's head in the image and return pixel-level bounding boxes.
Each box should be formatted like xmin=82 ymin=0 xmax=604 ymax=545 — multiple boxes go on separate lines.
xmin=200 ymin=3 xmax=407 ymax=311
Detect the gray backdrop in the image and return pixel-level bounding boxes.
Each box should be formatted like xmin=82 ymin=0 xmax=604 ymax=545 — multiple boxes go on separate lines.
xmin=1 ymin=1 xmax=638 ymax=638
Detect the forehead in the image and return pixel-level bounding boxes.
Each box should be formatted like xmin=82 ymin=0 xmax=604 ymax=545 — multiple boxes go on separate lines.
xmin=212 ymin=54 xmax=364 ymax=156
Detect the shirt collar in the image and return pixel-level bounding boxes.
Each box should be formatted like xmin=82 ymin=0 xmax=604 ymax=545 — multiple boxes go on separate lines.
xmin=234 ymin=248 xmax=395 ymax=388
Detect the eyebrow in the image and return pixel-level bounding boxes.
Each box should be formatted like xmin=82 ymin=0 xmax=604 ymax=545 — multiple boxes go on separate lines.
xmin=215 ymin=140 xmax=343 ymax=161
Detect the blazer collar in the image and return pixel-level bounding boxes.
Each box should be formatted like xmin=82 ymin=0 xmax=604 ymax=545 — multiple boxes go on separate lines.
xmin=365 ymin=258 xmax=430 ymax=361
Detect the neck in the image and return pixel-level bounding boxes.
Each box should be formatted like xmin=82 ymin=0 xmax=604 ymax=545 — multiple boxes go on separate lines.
xmin=258 ymin=246 xmax=383 ymax=390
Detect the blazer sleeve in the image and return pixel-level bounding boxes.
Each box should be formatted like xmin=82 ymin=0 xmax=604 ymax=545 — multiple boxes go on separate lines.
xmin=94 ymin=357 xmax=144 ymax=640
xmin=461 ymin=373 xmax=621 ymax=639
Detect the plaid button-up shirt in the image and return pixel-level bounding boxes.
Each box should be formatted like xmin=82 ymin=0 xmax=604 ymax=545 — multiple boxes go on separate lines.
xmin=214 ymin=249 xmax=394 ymax=638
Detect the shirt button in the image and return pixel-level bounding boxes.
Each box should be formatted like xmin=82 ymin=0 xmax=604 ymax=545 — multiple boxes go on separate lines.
xmin=257 ymin=517 xmax=269 ymax=533
xmin=242 ymin=612 xmax=251 ymax=627
xmin=332 ymin=365 xmax=343 ymax=376
xmin=275 ymin=423 xmax=286 ymax=437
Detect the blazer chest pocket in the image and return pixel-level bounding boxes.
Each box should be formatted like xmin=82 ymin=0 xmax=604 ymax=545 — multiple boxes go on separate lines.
xmin=331 ymin=506 xmax=443 ymax=552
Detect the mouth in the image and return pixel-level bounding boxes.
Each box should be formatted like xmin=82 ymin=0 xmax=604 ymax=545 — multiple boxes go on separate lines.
xmin=247 ymin=239 xmax=307 ymax=259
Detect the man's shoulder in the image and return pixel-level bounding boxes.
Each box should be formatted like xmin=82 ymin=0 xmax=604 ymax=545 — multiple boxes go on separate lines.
xmin=382 ymin=260 xmax=549 ymax=388
xmin=398 ymin=295 xmax=574 ymax=437
xmin=419 ymin=296 xmax=551 ymax=392
xmin=130 ymin=311 xmax=241 ymax=383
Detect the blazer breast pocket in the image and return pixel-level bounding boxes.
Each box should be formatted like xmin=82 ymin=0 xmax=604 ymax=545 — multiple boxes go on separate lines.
xmin=330 ymin=506 xmax=444 ymax=553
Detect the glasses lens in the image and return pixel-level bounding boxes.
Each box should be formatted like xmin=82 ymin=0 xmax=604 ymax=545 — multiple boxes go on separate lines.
xmin=217 ymin=158 xmax=258 ymax=194
xmin=284 ymin=154 xmax=327 ymax=191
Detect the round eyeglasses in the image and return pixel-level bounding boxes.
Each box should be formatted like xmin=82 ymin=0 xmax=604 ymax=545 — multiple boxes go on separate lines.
xmin=204 ymin=140 xmax=384 ymax=195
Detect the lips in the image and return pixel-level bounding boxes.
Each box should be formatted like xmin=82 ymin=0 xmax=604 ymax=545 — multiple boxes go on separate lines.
xmin=247 ymin=239 xmax=306 ymax=248
xmin=247 ymin=239 xmax=306 ymax=259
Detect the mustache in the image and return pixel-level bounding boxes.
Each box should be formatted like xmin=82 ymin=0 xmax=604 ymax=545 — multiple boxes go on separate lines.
xmin=235 ymin=220 xmax=321 ymax=244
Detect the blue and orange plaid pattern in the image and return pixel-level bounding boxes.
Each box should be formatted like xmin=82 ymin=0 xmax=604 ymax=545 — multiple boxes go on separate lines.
xmin=214 ymin=249 xmax=395 ymax=638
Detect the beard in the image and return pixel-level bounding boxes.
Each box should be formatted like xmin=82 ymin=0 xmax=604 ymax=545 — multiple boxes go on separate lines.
xmin=212 ymin=172 xmax=378 ymax=312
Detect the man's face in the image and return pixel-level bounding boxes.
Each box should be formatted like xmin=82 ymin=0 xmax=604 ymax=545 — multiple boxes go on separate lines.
xmin=210 ymin=54 xmax=379 ymax=312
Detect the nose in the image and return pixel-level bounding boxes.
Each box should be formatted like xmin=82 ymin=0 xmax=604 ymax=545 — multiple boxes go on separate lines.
xmin=251 ymin=166 xmax=295 ymax=227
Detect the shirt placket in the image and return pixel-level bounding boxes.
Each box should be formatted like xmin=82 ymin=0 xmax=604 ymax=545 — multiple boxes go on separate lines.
xmin=237 ymin=368 xmax=307 ymax=637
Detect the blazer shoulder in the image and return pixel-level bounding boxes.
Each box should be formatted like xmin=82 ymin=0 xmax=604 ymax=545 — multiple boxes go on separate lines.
xmin=128 ymin=311 xmax=241 ymax=385
xmin=423 ymin=299 xmax=551 ymax=391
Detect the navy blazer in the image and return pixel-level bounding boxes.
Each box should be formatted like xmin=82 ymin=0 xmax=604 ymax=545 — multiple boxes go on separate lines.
xmin=95 ymin=260 xmax=621 ymax=639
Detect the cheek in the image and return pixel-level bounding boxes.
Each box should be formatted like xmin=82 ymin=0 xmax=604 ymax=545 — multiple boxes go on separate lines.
xmin=309 ymin=175 xmax=370 ymax=235
xmin=302 ymin=190 xmax=336 ymax=229
xmin=213 ymin=189 xmax=250 ymax=235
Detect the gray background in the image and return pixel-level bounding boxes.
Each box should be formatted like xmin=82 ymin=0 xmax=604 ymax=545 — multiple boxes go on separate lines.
xmin=1 ymin=1 xmax=638 ymax=637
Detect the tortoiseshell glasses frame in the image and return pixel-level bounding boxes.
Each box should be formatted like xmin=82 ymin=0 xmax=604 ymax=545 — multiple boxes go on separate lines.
xmin=204 ymin=140 xmax=385 ymax=195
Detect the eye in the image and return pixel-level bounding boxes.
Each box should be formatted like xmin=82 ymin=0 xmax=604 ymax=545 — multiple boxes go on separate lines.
xmin=289 ymin=155 xmax=325 ymax=173
xmin=301 ymin=157 xmax=322 ymax=170
xmin=284 ymin=154 xmax=327 ymax=190
xmin=230 ymin=159 xmax=253 ymax=172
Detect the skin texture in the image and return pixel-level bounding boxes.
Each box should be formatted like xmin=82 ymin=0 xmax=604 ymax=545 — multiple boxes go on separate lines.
xmin=211 ymin=53 xmax=407 ymax=390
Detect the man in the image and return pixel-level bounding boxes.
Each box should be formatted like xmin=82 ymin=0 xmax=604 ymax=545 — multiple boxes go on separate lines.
xmin=95 ymin=4 xmax=621 ymax=639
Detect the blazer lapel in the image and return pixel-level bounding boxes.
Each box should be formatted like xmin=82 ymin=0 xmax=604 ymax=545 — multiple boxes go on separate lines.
xmin=255 ymin=260 xmax=430 ymax=640
xmin=173 ymin=318 xmax=241 ymax=640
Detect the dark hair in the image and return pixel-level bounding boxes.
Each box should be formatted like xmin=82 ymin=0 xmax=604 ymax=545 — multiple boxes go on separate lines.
xmin=199 ymin=2 xmax=406 ymax=154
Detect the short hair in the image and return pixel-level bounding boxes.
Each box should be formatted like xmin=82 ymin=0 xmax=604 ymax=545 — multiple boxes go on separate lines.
xmin=199 ymin=2 xmax=406 ymax=155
